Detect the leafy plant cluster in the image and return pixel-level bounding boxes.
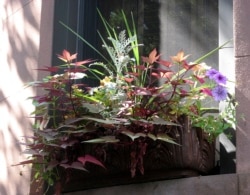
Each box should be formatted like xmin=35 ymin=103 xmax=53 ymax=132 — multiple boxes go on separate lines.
xmin=14 ymin=11 xmax=235 ymax=190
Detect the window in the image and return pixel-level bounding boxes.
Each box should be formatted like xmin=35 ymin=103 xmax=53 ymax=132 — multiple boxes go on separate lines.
xmin=51 ymin=0 xmax=223 ymax=192
xmin=52 ymin=0 xmax=160 ymax=64
xmin=52 ymin=0 xmax=218 ymax=70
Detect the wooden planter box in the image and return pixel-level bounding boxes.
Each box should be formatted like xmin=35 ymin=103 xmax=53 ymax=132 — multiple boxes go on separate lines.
xmin=55 ymin=116 xmax=215 ymax=193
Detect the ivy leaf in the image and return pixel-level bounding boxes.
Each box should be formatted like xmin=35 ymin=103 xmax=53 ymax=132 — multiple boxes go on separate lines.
xmin=60 ymin=162 xmax=88 ymax=172
xmin=61 ymin=129 xmax=95 ymax=134
xmin=82 ymin=136 xmax=119 ymax=143
xmin=36 ymin=130 xmax=57 ymax=141
xmin=151 ymin=116 xmax=181 ymax=126
xmin=65 ymin=117 xmax=121 ymax=125
xmin=147 ymin=133 xmax=157 ymax=141
xmin=22 ymin=149 xmax=48 ymax=157
xmin=60 ymin=140 xmax=79 ymax=149
xmin=56 ymin=125 xmax=77 ymax=131
xmin=121 ymin=130 xmax=146 ymax=141
xmin=82 ymin=117 xmax=122 ymax=125
xmin=148 ymin=133 xmax=180 ymax=145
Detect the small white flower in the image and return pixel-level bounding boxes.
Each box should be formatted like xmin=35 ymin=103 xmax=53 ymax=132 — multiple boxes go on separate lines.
xmin=67 ymin=72 xmax=87 ymax=79
xmin=200 ymin=62 xmax=210 ymax=70
xmin=53 ymin=74 xmax=64 ymax=78
xmin=104 ymin=82 xmax=117 ymax=89
xmin=89 ymin=87 xmax=99 ymax=95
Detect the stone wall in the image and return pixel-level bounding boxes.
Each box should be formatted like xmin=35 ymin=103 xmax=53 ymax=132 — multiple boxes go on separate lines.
xmin=235 ymin=0 xmax=250 ymax=175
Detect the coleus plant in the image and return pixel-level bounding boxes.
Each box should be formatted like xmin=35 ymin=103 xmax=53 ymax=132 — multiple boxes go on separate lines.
xmin=14 ymin=11 xmax=235 ymax=191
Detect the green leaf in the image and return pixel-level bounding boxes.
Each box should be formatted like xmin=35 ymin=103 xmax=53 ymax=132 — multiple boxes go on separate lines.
xmin=65 ymin=117 xmax=86 ymax=125
xmin=148 ymin=132 xmax=180 ymax=145
xmin=122 ymin=10 xmax=140 ymax=65
xmin=151 ymin=116 xmax=181 ymax=126
xmin=56 ymin=125 xmax=77 ymax=130
xmin=82 ymin=117 xmax=122 ymax=125
xmin=156 ymin=133 xmax=180 ymax=145
xmin=147 ymin=133 xmax=157 ymax=141
xmin=36 ymin=130 xmax=57 ymax=141
xmin=82 ymin=103 xmax=105 ymax=113
xmin=121 ymin=130 xmax=146 ymax=141
xmin=130 ymin=117 xmax=180 ymax=126
xmin=60 ymin=162 xmax=88 ymax=172
xmin=61 ymin=129 xmax=95 ymax=134
xmin=82 ymin=136 xmax=119 ymax=143
xmin=22 ymin=149 xmax=40 ymax=155
xmin=48 ymin=178 xmax=54 ymax=186
xmin=59 ymin=21 xmax=109 ymax=63
xmin=34 ymin=172 xmax=40 ymax=179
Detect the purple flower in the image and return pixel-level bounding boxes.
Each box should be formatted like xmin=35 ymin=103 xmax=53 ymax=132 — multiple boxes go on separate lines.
xmin=211 ymin=85 xmax=228 ymax=101
xmin=206 ymin=69 xmax=227 ymax=85
xmin=206 ymin=69 xmax=219 ymax=79
xmin=213 ymin=72 xmax=227 ymax=85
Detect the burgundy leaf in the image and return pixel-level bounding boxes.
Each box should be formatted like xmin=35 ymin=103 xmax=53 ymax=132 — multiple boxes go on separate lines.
xmin=124 ymin=77 xmax=134 ymax=83
xmin=60 ymin=140 xmax=78 ymax=149
xmin=134 ymin=88 xmax=151 ymax=95
xmin=31 ymin=95 xmax=51 ymax=103
xmin=57 ymin=50 xmax=77 ymax=62
xmin=171 ymin=50 xmax=190 ymax=63
xmin=74 ymin=59 xmax=94 ymax=66
xmin=12 ymin=159 xmax=35 ymax=166
xmin=141 ymin=48 xmax=160 ymax=64
xmin=157 ymin=59 xmax=171 ymax=67
xmin=151 ymin=72 xmax=160 ymax=78
xmin=130 ymin=151 xmax=137 ymax=178
xmin=35 ymin=66 xmax=59 ymax=72
xmin=201 ymin=88 xmax=213 ymax=96
xmin=152 ymin=71 xmax=173 ymax=79
xmin=64 ymin=68 xmax=87 ymax=73
xmin=78 ymin=155 xmax=106 ymax=169
xmin=135 ymin=65 xmax=146 ymax=71
xmin=29 ymin=143 xmax=45 ymax=150
xmin=182 ymin=60 xmax=190 ymax=70
xmin=193 ymin=75 xmax=205 ymax=84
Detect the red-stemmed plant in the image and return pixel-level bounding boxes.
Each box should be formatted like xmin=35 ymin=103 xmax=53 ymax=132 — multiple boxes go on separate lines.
xmin=13 ymin=11 xmax=235 ymax=193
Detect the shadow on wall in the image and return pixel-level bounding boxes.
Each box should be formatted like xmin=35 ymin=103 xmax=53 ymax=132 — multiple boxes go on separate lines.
xmin=0 ymin=1 xmax=41 ymax=194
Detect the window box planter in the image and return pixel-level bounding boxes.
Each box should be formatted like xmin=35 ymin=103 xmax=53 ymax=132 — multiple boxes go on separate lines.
xmin=56 ymin=116 xmax=215 ymax=193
